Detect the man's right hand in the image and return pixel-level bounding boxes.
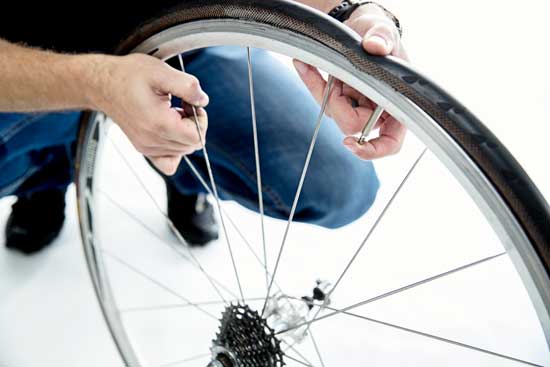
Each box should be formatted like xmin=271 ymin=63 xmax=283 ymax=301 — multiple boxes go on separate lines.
xmin=88 ymin=53 xmax=209 ymax=175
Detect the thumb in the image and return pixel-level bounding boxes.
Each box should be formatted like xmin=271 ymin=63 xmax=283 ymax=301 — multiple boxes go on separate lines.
xmin=149 ymin=155 xmax=183 ymax=176
xmin=159 ymin=66 xmax=210 ymax=107
xmin=362 ymin=24 xmax=397 ymax=55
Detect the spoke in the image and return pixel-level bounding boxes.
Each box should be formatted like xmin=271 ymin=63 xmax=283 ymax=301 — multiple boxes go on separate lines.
xmin=175 ymin=58 xmax=304 ymax=315
xmin=182 ymin=158 xmax=267 ymax=277
xmin=263 ymin=75 xmax=336 ymax=315
xmin=183 ymin=156 xmax=294 ymax=305
xmin=191 ymin=104 xmax=245 ymax=302
xmin=247 ymin=46 xmax=269 ymax=291
xmin=183 ymin=157 xmax=266 ymax=269
xmin=179 ymin=54 xmax=245 ymax=303
xmin=97 ymin=181 xmax=236 ymax=302
xmin=331 ymin=148 xmax=428 ymax=297
xmin=101 ymin=248 xmax=218 ymax=320
xmin=309 ymin=330 xmax=326 ymax=367
xmin=278 ymin=251 xmax=507 ymax=334
xmin=282 ymin=340 xmax=315 ymax=367
xmin=183 ymin=156 xmax=304 ymax=319
xmin=310 ymin=303 xmax=542 ymax=367
xmin=107 ymin=137 xmax=165 ymax=216
xmin=120 ymin=297 xmax=266 ymax=313
xmin=291 ymin=148 xmax=427 ymax=340
xmin=160 ymin=353 xmax=211 ymax=367
xmin=284 ymin=354 xmax=317 ymax=367
xmin=121 ymin=303 xmax=217 ymax=314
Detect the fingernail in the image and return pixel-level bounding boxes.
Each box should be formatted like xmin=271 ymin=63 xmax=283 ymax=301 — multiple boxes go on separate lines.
xmin=368 ymin=35 xmax=391 ymax=51
xmin=294 ymin=60 xmax=309 ymax=75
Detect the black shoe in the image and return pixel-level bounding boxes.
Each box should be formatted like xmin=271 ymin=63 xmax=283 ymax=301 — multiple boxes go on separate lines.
xmin=166 ymin=183 xmax=219 ymax=246
xmin=5 ymin=188 xmax=67 ymax=255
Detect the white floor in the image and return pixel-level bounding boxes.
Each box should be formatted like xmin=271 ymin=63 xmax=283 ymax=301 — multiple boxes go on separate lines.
xmin=1 ymin=1 xmax=550 ymax=366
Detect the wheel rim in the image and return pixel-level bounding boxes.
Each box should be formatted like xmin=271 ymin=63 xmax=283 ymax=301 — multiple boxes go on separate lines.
xmin=77 ymin=19 xmax=550 ymax=367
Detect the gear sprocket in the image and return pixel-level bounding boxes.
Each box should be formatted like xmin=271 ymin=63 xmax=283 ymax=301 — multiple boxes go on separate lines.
xmin=210 ymin=304 xmax=285 ymax=367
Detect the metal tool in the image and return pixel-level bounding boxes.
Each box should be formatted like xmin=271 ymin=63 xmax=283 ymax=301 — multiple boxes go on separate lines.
xmin=357 ymin=105 xmax=385 ymax=144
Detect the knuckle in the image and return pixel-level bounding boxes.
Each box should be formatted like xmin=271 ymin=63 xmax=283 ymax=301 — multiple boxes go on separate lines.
xmin=371 ymin=22 xmax=396 ymax=37
xmin=133 ymin=140 xmax=147 ymax=152
xmin=141 ymin=146 xmax=154 ymax=156
xmin=186 ymin=76 xmax=200 ymax=90
xmin=155 ymin=121 xmax=169 ymax=136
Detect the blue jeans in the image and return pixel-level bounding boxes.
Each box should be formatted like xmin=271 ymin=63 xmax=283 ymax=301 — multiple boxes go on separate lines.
xmin=0 ymin=47 xmax=379 ymax=228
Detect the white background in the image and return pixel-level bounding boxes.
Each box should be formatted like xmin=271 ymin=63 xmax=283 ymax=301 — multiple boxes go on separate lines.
xmin=0 ymin=1 xmax=549 ymax=366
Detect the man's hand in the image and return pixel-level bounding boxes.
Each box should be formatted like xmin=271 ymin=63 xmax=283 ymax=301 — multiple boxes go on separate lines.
xmin=0 ymin=39 xmax=207 ymax=176
xmin=90 ymin=54 xmax=208 ymax=175
xmin=293 ymin=3 xmax=408 ymax=160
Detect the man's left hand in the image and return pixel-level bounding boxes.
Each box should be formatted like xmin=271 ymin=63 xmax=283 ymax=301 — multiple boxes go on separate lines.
xmin=294 ymin=3 xmax=408 ymax=160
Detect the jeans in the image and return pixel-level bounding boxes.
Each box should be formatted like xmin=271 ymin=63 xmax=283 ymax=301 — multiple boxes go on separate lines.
xmin=0 ymin=47 xmax=379 ymax=228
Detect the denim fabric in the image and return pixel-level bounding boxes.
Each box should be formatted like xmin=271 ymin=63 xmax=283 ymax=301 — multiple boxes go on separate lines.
xmin=0 ymin=111 xmax=80 ymax=197
xmin=169 ymin=47 xmax=380 ymax=228
xmin=0 ymin=47 xmax=379 ymax=228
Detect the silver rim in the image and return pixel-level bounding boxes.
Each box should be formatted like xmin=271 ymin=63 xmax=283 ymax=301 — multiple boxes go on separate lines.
xmin=77 ymin=19 xmax=550 ymax=367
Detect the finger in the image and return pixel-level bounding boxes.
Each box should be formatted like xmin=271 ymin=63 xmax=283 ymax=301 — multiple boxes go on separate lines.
xmin=294 ymin=59 xmax=392 ymax=136
xmin=293 ymin=65 xmax=357 ymax=125
xmin=326 ymin=80 xmax=375 ymax=134
xmin=328 ymin=80 xmax=394 ymax=135
xmin=149 ymin=155 xmax=183 ymax=176
xmin=181 ymin=104 xmax=208 ymax=132
xmin=293 ymin=59 xmax=327 ymax=105
xmin=341 ymin=84 xmax=374 ymax=108
xmin=362 ymin=21 xmax=400 ymax=56
xmin=156 ymin=107 xmax=208 ymax=147
xmin=343 ymin=117 xmax=406 ymax=160
xmin=148 ymin=131 xmax=202 ymax=152
xmin=343 ymin=135 xmax=399 ymax=160
xmin=341 ymin=84 xmax=394 ymax=124
xmin=157 ymin=65 xmax=210 ymax=107
xmin=142 ymin=145 xmax=197 ymax=157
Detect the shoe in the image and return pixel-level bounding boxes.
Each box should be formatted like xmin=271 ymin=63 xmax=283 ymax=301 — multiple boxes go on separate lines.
xmin=5 ymin=188 xmax=66 ymax=254
xmin=166 ymin=182 xmax=219 ymax=246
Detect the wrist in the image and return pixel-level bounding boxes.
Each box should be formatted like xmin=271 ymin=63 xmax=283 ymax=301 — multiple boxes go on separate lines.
xmin=66 ymin=53 xmax=114 ymax=111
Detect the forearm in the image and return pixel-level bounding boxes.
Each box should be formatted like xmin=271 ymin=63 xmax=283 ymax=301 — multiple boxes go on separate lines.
xmin=0 ymin=38 xmax=105 ymax=112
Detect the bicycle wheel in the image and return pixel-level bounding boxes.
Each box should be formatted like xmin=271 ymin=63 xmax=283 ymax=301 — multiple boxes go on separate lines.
xmin=76 ymin=1 xmax=550 ymax=366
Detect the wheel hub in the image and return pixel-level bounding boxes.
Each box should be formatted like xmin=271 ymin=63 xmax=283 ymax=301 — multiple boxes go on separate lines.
xmin=207 ymin=281 xmax=332 ymax=367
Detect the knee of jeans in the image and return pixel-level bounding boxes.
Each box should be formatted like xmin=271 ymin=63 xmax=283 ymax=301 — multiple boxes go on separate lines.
xmin=296 ymin=162 xmax=380 ymax=229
